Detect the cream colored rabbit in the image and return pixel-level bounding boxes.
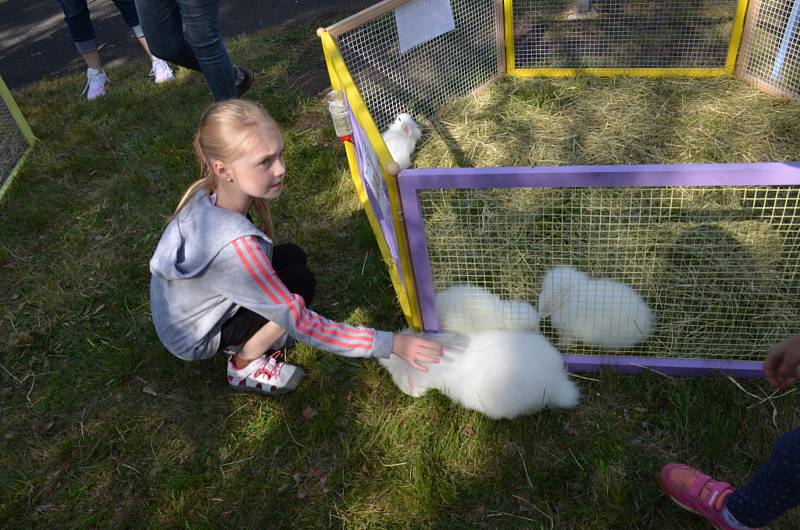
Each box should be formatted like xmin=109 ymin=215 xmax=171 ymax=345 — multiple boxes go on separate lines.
xmin=379 ymin=330 xmax=580 ymax=420
xmin=381 ymin=113 xmax=422 ymax=170
xmin=435 ymin=284 xmax=540 ymax=333
xmin=538 ymin=266 xmax=653 ymax=349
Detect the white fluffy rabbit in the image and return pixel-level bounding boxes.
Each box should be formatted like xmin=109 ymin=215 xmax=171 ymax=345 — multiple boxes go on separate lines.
xmin=538 ymin=266 xmax=654 ymax=349
xmin=378 ymin=330 xmax=579 ymax=419
xmin=436 ymin=284 xmax=540 ymax=333
xmin=381 ymin=113 xmax=422 ymax=170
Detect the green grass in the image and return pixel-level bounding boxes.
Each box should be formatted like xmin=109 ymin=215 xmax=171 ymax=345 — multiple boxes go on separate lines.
xmin=1 ymin=21 xmax=800 ymax=530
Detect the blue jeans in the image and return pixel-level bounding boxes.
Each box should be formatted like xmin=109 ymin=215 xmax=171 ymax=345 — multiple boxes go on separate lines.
xmin=726 ymin=427 xmax=800 ymax=527
xmin=134 ymin=0 xmax=235 ymax=100
xmin=57 ymin=0 xmax=143 ymax=54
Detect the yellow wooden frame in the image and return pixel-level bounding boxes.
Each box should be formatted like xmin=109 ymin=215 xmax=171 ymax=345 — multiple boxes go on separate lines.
xmin=504 ymin=0 xmax=750 ymax=77
xmin=316 ymin=0 xmax=751 ymax=329
xmin=0 ymin=76 xmax=36 ymax=203
xmin=318 ymin=30 xmax=423 ymax=329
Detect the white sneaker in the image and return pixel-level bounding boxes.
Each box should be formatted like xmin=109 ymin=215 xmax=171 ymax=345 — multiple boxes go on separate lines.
xmin=83 ymin=68 xmax=108 ymax=101
xmin=149 ymin=58 xmax=174 ymax=84
xmin=227 ymin=351 xmax=305 ymax=395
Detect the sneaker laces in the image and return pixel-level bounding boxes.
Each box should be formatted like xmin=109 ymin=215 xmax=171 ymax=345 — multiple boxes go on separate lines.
xmin=82 ymin=70 xmax=107 ymax=96
xmin=150 ymin=59 xmax=170 ymax=78
xmin=253 ymin=350 xmax=284 ymax=380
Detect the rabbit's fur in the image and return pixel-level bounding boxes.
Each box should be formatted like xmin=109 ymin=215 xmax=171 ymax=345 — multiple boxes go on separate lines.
xmin=381 ymin=113 xmax=422 ymax=170
xmin=436 ymin=284 xmax=540 ymax=333
xmin=379 ymin=330 xmax=579 ymax=420
xmin=538 ymin=266 xmax=653 ymax=349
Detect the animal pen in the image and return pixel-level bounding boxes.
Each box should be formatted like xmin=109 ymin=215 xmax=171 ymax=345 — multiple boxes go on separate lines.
xmin=0 ymin=76 xmax=35 ymax=203
xmin=318 ymin=0 xmax=800 ymax=377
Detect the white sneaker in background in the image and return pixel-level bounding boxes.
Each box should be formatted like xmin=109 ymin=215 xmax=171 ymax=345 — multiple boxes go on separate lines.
xmin=83 ymin=67 xmax=108 ymax=101
xmin=149 ymin=58 xmax=174 ymax=84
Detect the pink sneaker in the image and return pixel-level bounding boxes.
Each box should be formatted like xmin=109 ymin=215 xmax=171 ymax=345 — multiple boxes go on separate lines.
xmin=659 ymin=463 xmax=760 ymax=530
xmin=226 ymin=350 xmax=304 ymax=395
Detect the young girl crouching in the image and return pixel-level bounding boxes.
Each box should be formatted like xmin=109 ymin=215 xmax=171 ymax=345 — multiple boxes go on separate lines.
xmin=149 ymin=100 xmax=442 ymax=395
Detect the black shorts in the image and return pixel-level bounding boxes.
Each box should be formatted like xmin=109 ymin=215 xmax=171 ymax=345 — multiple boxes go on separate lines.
xmin=218 ymin=243 xmax=316 ymax=351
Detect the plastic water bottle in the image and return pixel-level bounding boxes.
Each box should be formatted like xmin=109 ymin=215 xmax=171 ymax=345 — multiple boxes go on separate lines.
xmin=326 ymin=90 xmax=353 ymax=142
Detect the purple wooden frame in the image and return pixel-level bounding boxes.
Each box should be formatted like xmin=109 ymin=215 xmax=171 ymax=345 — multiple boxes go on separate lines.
xmin=398 ymin=162 xmax=800 ymax=378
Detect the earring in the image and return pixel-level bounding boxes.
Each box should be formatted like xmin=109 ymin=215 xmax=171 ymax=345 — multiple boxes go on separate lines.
xmin=227 ymin=178 xmax=234 ymax=183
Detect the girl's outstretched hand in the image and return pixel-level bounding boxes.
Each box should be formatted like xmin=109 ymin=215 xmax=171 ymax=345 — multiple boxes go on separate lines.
xmin=764 ymin=334 xmax=800 ymax=388
xmin=391 ymin=334 xmax=444 ymax=372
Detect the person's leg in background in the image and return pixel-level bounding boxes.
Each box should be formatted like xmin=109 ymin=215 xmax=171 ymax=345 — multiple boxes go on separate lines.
xmin=175 ymin=0 xmax=235 ymax=100
xmin=111 ymin=0 xmax=174 ymax=83
xmin=134 ymin=0 xmax=252 ymax=100
xmin=57 ymin=0 xmax=174 ymax=100
xmin=57 ymin=0 xmax=108 ymax=99
xmin=724 ymin=428 xmax=800 ymax=529
xmin=661 ymin=427 xmax=800 ymax=529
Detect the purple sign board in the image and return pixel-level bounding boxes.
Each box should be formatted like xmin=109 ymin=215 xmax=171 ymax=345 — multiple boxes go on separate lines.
xmin=347 ymin=100 xmax=405 ymax=287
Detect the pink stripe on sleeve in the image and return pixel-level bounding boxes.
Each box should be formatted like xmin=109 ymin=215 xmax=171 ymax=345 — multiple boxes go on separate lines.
xmin=239 ymin=237 xmax=374 ymax=351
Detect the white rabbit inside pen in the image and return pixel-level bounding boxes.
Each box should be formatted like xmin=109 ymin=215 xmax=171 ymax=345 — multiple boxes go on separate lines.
xmin=538 ymin=266 xmax=654 ymax=349
xmin=378 ymin=330 xmax=580 ymax=420
xmin=381 ymin=113 xmax=422 ymax=170
xmin=435 ymin=284 xmax=540 ymax=333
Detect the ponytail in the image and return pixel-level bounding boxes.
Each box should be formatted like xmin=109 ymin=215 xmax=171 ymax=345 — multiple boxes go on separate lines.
xmin=252 ymin=198 xmax=274 ymax=239
xmin=171 ymin=128 xmax=217 ymax=220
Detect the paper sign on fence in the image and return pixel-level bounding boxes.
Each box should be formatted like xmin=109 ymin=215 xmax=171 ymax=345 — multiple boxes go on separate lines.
xmin=395 ymin=0 xmax=456 ymax=54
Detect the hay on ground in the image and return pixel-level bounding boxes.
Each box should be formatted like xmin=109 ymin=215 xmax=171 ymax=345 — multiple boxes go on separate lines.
xmin=410 ymin=77 xmax=800 ymax=360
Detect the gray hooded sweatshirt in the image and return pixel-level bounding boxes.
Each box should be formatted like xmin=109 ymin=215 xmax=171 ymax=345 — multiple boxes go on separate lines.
xmin=149 ymin=191 xmax=393 ymax=361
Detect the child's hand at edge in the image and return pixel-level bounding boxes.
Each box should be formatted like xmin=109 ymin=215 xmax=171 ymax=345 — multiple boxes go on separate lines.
xmin=764 ymin=334 xmax=800 ymax=388
xmin=391 ymin=334 xmax=444 ymax=372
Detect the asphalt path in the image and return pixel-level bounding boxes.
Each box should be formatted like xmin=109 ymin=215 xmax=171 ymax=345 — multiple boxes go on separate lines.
xmin=0 ymin=0 xmax=373 ymax=89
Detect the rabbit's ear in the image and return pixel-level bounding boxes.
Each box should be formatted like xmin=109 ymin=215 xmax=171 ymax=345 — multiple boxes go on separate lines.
xmin=401 ymin=123 xmax=411 ymax=137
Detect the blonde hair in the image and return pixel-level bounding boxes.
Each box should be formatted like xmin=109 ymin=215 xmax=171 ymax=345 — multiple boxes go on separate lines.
xmin=174 ymin=99 xmax=277 ymax=238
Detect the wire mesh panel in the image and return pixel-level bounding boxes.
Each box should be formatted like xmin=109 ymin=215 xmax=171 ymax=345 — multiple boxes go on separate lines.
xmin=347 ymin=98 xmax=406 ymax=286
xmin=399 ymin=164 xmax=800 ymax=376
xmin=738 ymin=0 xmax=800 ymax=100
xmin=512 ymin=0 xmax=741 ymax=71
xmin=333 ymin=0 xmax=501 ymax=131
xmin=0 ymin=92 xmax=28 ymax=191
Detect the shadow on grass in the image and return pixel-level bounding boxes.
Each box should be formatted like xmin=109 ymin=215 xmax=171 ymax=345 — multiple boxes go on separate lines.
xmin=3 ymin=16 xmax=800 ymax=530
